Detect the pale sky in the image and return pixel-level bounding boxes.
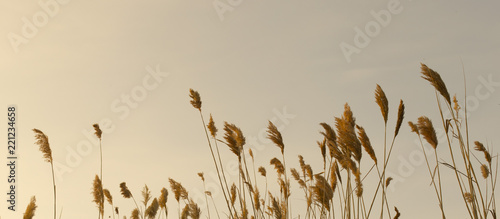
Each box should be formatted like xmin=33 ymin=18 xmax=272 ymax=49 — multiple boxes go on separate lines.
xmin=1 ymin=0 xmax=499 ymax=218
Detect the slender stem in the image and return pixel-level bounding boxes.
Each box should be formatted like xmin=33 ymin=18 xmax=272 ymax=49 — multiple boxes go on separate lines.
xmin=380 ymin=123 xmax=387 ymax=219
xmin=434 ymin=149 xmax=445 ymax=219
xmin=50 ymin=161 xmax=57 ymax=219
xmin=203 ymin=180 xmax=211 ymax=219
xmin=198 ymin=111 xmax=234 ymax=218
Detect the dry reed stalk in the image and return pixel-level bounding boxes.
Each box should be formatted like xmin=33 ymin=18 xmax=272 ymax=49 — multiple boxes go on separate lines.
xmin=93 ymin=124 xmax=105 ymax=219
xmin=189 ymin=89 xmax=234 ymax=219
xmin=23 ymin=196 xmax=37 ymax=219
xmin=198 ymin=172 xmax=212 ymax=219
xmin=33 ymin=128 xmax=57 ymax=219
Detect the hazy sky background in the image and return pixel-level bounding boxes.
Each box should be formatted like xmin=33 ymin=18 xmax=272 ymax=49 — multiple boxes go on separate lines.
xmin=1 ymin=0 xmax=499 ymax=218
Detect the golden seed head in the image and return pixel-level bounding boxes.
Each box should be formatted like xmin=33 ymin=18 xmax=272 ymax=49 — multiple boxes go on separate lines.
xmin=33 ymin=129 xmax=53 ymax=163
xmin=267 ymin=121 xmax=285 ymax=154
xmin=189 ymin=89 xmax=202 ymax=110
xmin=159 ymin=187 xmax=168 ymax=208
xmin=23 ymin=196 xmax=37 ymax=219
xmin=420 ymin=63 xmax=451 ymax=105
xmin=481 ymin=164 xmax=490 ymax=179
xmin=93 ymin=123 xmax=102 ymax=139
xmin=207 ymin=114 xmax=217 ymax=137
xmin=375 ymin=84 xmax=389 ymax=124
xmin=120 ymin=182 xmax=132 ymax=198
xmin=417 ymin=116 xmax=438 ymax=149
xmin=394 ymin=100 xmax=405 ymax=137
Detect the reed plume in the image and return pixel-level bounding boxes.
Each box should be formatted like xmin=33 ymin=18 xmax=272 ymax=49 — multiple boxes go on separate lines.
xmin=312 ymin=175 xmax=333 ymax=211
xmin=120 ymin=182 xmax=140 ymax=217
xmin=385 ymin=177 xmax=393 ymax=187
xmin=104 ymin=189 xmax=113 ymax=206
xmin=189 ymin=89 xmax=202 ymax=110
xmin=23 ymin=196 xmax=37 ymax=219
xmin=375 ymin=84 xmax=389 ymax=124
xmin=394 ymin=100 xmax=405 ymax=137
xmin=92 ymin=175 xmax=104 ymax=218
xmin=335 ymin=104 xmax=362 ymax=162
xmin=159 ymin=187 xmax=169 ymax=219
xmin=145 ymin=198 xmax=159 ymax=219
xmin=474 ymin=141 xmax=492 ymax=164
xmin=103 ymin=189 xmax=115 ymax=219
xmin=142 ymin=185 xmax=152 ymax=218
xmin=258 ymin=166 xmax=266 ymax=177
xmin=420 ymin=63 xmax=451 ymax=105
xmin=208 ymin=114 xmax=218 ymax=137
xmin=33 ymin=128 xmax=57 ymax=219
xmin=188 ymin=199 xmax=201 ymax=219
xmin=481 ymin=164 xmax=489 ymax=179
xmin=223 ymin=122 xmax=245 ymax=160
xmin=131 ymin=208 xmax=140 ymax=219
xmin=119 ymin=182 xmax=132 ymax=198
xmin=267 ymin=121 xmax=284 ymax=154
xmin=417 ymin=116 xmax=438 ymax=149
xmin=230 ymin=183 xmax=237 ymax=206
xmin=408 ymin=121 xmax=419 ymax=134
xmin=270 ymin=158 xmax=285 ymax=176
xmin=356 ymin=125 xmax=377 ymax=164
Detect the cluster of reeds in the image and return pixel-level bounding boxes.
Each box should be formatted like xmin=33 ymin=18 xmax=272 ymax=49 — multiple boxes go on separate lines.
xmin=188 ymin=84 xmax=406 ymax=219
xmin=24 ymin=63 xmax=497 ymax=219
xmin=407 ymin=63 xmax=498 ymax=219
xmin=118 ymin=182 xmax=173 ymax=219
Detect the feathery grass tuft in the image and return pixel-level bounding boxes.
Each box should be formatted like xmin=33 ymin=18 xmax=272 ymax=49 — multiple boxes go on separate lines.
xmin=267 ymin=121 xmax=284 ymax=154
xmin=23 ymin=196 xmax=37 ymax=219
xmin=375 ymin=84 xmax=389 ymax=124
xmin=420 ymin=63 xmax=451 ymax=105
xmin=207 ymin=114 xmax=218 ymax=137
xmin=356 ymin=125 xmax=377 ymax=164
xmin=33 ymin=129 xmax=52 ymax=163
xmin=93 ymin=124 xmax=102 ymax=139
xmin=394 ymin=100 xmax=405 ymax=137
xmin=417 ymin=116 xmax=438 ymax=149
xmin=481 ymin=164 xmax=490 ymax=179
xmin=145 ymin=198 xmax=159 ymax=219
xmin=120 ymin=182 xmax=132 ymax=198
xmin=189 ymin=89 xmax=202 ymax=110
xmin=92 ymin=175 xmax=104 ymax=217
